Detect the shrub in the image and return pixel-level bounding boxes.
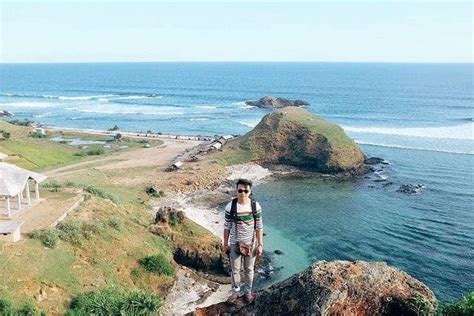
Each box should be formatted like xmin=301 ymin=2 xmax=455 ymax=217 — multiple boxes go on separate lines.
xmin=30 ymin=131 xmax=46 ymax=138
xmin=68 ymin=289 xmax=123 ymax=315
xmin=86 ymin=148 xmax=105 ymax=156
xmin=57 ymin=219 xmax=83 ymax=246
xmin=67 ymin=289 xmax=161 ymax=316
xmin=440 ymin=292 xmax=474 ymax=316
xmin=17 ymin=300 xmax=42 ymax=316
xmin=83 ymin=186 xmax=116 ymax=203
xmin=29 ymin=228 xmax=59 ymax=248
xmin=139 ymin=254 xmax=175 ymax=276
xmin=106 ymin=217 xmax=123 ymax=231
xmin=7 ymin=119 xmax=34 ymax=126
xmin=0 ymin=298 xmax=15 ymax=315
xmin=82 ymin=222 xmax=106 ymax=239
xmin=1 ymin=130 xmax=10 ymax=140
xmin=42 ymin=180 xmax=62 ymax=192
xmin=407 ymin=292 xmax=435 ymax=315
xmin=121 ymin=289 xmax=162 ymax=315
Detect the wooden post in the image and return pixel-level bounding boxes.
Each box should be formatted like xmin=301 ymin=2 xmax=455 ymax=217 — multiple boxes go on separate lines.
xmin=17 ymin=194 xmax=21 ymax=211
xmin=35 ymin=182 xmax=40 ymax=200
xmin=26 ymin=181 xmax=31 ymax=205
xmin=6 ymin=197 xmax=11 ymax=217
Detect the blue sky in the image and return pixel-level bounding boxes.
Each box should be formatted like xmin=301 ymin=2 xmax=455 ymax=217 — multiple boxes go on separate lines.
xmin=1 ymin=1 xmax=472 ymax=63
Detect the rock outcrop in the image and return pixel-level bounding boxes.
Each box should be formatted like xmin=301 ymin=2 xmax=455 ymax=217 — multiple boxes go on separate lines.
xmin=150 ymin=206 xmax=227 ymax=273
xmin=235 ymin=107 xmax=367 ymax=175
xmin=397 ymin=184 xmax=425 ymax=195
xmin=192 ymin=260 xmax=437 ymax=316
xmin=246 ymin=96 xmax=310 ymax=109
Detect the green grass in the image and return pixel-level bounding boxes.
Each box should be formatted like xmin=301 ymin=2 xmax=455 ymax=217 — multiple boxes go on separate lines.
xmin=0 ymin=120 xmax=163 ymax=171
xmin=439 ymin=292 xmax=474 ymax=316
xmin=0 ymin=298 xmax=45 ymax=316
xmin=29 ymin=228 xmax=59 ymax=248
xmin=67 ymin=289 xmax=162 ymax=316
xmin=139 ymin=255 xmax=175 ymax=276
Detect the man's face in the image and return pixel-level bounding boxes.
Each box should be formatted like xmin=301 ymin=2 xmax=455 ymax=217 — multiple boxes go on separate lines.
xmin=237 ymin=184 xmax=251 ymax=197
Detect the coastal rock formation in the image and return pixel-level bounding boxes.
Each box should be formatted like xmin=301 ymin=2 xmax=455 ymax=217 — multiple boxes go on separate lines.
xmin=150 ymin=206 xmax=227 ymax=273
xmin=235 ymin=107 xmax=367 ymax=175
xmin=397 ymin=184 xmax=425 ymax=194
xmin=245 ymin=96 xmax=310 ymax=108
xmin=192 ymin=260 xmax=437 ymax=316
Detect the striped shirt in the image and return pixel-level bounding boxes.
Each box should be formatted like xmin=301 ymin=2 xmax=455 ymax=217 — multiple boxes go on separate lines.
xmin=224 ymin=200 xmax=263 ymax=245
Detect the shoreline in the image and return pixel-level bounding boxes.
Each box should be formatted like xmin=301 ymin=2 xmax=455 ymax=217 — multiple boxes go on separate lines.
xmin=44 ymin=125 xmax=216 ymax=141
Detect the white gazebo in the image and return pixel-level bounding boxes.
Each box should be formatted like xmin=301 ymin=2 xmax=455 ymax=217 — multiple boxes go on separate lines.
xmin=0 ymin=162 xmax=47 ymax=217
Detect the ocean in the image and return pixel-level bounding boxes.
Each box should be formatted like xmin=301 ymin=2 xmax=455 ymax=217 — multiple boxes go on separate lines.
xmin=0 ymin=62 xmax=472 ymax=301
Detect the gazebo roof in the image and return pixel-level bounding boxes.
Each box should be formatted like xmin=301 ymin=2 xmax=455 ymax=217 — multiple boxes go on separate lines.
xmin=0 ymin=162 xmax=47 ymax=197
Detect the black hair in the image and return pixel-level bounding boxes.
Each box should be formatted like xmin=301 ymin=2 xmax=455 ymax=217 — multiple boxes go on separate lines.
xmin=236 ymin=178 xmax=253 ymax=188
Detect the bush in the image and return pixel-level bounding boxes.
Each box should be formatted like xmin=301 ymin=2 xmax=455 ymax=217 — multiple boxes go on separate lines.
xmin=67 ymin=289 xmax=161 ymax=316
xmin=139 ymin=254 xmax=175 ymax=276
xmin=42 ymin=180 xmax=62 ymax=192
xmin=57 ymin=219 xmax=83 ymax=246
xmin=440 ymin=292 xmax=474 ymax=316
xmin=68 ymin=289 xmax=123 ymax=315
xmin=1 ymin=130 xmax=10 ymax=140
xmin=30 ymin=131 xmax=46 ymax=138
xmin=29 ymin=228 xmax=59 ymax=248
xmin=0 ymin=298 xmax=15 ymax=315
xmin=106 ymin=217 xmax=123 ymax=231
xmin=17 ymin=300 xmax=42 ymax=316
xmin=83 ymin=186 xmax=116 ymax=203
xmin=121 ymin=289 xmax=162 ymax=315
xmin=82 ymin=222 xmax=106 ymax=239
xmin=407 ymin=292 xmax=435 ymax=315
xmin=0 ymin=299 xmax=45 ymax=316
xmin=7 ymin=119 xmax=34 ymax=126
xmin=85 ymin=148 xmax=105 ymax=156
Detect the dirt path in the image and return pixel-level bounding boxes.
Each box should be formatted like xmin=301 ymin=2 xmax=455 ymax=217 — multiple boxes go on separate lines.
xmin=45 ymin=139 xmax=202 ymax=178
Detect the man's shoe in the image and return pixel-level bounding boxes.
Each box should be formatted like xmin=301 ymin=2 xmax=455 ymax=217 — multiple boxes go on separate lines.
xmin=244 ymin=292 xmax=256 ymax=304
xmin=228 ymin=286 xmax=241 ymax=303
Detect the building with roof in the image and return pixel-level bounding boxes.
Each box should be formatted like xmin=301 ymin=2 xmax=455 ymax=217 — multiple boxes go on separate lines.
xmin=0 ymin=162 xmax=47 ymax=217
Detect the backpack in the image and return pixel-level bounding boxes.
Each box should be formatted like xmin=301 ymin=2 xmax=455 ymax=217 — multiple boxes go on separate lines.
xmin=230 ymin=197 xmax=258 ymax=230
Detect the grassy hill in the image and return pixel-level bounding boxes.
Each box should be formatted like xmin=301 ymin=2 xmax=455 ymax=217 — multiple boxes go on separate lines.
xmin=213 ymin=107 xmax=366 ymax=173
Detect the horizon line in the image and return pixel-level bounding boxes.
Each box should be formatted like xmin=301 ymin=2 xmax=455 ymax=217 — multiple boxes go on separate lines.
xmin=1 ymin=60 xmax=473 ymax=65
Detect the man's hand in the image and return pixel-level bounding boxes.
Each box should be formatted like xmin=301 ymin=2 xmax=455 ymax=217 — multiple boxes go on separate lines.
xmin=256 ymin=244 xmax=263 ymax=257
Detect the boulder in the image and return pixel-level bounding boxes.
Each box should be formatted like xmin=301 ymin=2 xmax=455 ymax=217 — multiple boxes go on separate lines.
xmin=245 ymin=96 xmax=310 ymax=109
xmin=236 ymin=107 xmax=367 ymax=175
xmin=191 ymin=260 xmax=437 ymax=316
xmin=397 ymin=184 xmax=425 ymax=194
xmin=365 ymin=157 xmax=385 ymax=165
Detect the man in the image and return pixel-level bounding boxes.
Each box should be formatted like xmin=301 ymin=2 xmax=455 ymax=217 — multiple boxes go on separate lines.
xmin=223 ymin=178 xmax=263 ymax=304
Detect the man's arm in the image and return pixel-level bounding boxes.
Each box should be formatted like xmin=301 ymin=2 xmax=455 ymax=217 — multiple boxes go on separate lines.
xmin=223 ymin=202 xmax=232 ymax=253
xmin=255 ymin=202 xmax=264 ymax=256
xmin=224 ymin=228 xmax=230 ymax=248
xmin=256 ymin=229 xmax=263 ymax=246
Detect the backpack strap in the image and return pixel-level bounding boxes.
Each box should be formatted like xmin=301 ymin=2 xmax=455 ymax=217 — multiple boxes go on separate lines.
xmin=251 ymin=199 xmax=257 ymax=230
xmin=230 ymin=198 xmax=238 ymax=220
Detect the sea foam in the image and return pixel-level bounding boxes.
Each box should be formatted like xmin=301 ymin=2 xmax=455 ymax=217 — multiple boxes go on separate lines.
xmin=343 ymin=123 xmax=473 ymax=140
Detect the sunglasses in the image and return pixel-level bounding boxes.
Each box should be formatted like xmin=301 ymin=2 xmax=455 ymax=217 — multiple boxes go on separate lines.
xmin=238 ymin=189 xmax=249 ymax=194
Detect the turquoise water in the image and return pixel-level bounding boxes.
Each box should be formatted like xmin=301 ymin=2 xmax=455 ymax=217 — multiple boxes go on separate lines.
xmin=1 ymin=62 xmax=472 ymax=300
xmin=254 ymin=144 xmax=473 ymax=301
